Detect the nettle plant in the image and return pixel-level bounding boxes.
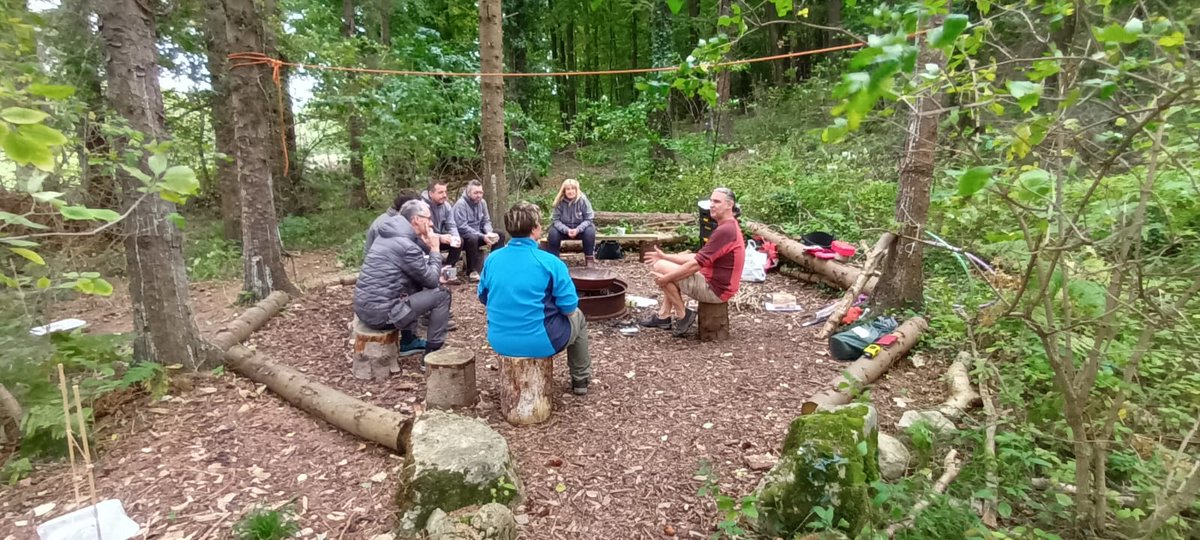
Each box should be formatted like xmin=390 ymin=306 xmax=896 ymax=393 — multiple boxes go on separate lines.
xmin=824 ymin=0 xmax=1198 ymax=536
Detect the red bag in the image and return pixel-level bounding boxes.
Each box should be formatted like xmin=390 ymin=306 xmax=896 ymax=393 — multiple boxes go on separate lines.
xmin=754 ymin=236 xmax=780 ymax=271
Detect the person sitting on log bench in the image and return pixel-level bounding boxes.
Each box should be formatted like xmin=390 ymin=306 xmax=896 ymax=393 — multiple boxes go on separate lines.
xmin=546 ymin=178 xmax=598 ymax=266
xmin=353 ymin=199 xmax=452 ymax=368
xmin=453 ymin=179 xmax=505 ymax=283
xmin=642 ymin=187 xmax=745 ymax=337
xmin=478 ymin=202 xmax=593 ymax=396
xmin=421 ymin=180 xmax=463 ymax=276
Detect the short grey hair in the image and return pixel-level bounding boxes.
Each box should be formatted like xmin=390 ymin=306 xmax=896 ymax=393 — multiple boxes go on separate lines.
xmin=400 ymin=199 xmax=430 ymax=222
xmin=466 ymin=179 xmax=483 ymax=189
xmin=713 ymin=187 xmax=737 ymax=203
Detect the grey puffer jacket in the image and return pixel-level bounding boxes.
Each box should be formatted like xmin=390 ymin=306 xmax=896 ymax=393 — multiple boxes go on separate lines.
xmin=421 ymin=191 xmax=460 ymax=240
xmin=551 ymin=195 xmax=595 ymax=235
xmin=452 ymin=193 xmax=494 ymax=241
xmin=363 ymin=208 xmax=414 ymax=258
xmin=353 ymin=217 xmax=443 ymax=329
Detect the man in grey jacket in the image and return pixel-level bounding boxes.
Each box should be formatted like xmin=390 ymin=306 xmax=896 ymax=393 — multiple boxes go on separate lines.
xmin=452 ymin=179 xmax=506 ymax=282
xmin=421 ymin=180 xmax=462 ymax=270
xmin=353 ymin=200 xmax=451 ymax=368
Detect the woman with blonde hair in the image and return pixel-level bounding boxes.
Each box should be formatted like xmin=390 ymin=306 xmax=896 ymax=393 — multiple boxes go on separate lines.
xmin=547 ymin=178 xmax=597 ymax=264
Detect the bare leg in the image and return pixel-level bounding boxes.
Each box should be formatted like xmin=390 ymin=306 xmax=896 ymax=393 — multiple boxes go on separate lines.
xmin=651 ymin=260 xmax=687 ymax=319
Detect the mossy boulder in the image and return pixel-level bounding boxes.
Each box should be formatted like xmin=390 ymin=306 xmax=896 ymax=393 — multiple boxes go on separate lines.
xmin=394 ymin=411 xmax=523 ymax=536
xmin=425 ymin=503 xmax=517 ymax=540
xmin=752 ymin=404 xmax=879 ymax=537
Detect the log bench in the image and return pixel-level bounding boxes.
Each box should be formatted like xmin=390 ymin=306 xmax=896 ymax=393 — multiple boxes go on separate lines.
xmin=351 ymin=316 xmax=399 ymax=381
xmin=498 ymin=356 xmax=554 ymax=425
xmin=697 ymin=302 xmax=730 ymax=342
xmin=538 ymin=232 xmax=678 ymax=262
xmin=424 ymin=348 xmax=478 ymax=409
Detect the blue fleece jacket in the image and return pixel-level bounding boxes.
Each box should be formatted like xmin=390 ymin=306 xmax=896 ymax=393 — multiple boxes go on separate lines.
xmin=477 ymin=237 xmax=578 ymax=357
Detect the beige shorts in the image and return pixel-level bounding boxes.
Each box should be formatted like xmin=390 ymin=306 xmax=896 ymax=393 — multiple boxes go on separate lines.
xmin=676 ymin=273 xmax=723 ymax=304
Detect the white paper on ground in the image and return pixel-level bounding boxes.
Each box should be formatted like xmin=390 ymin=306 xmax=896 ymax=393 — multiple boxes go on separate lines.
xmin=29 ymin=319 xmax=87 ymax=336
xmin=625 ymin=295 xmax=658 ymax=308
xmin=763 ymin=302 xmax=804 ymax=312
xmin=37 ymin=499 xmax=139 ymax=540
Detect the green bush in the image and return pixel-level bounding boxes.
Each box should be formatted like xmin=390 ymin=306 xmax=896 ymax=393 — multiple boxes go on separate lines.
xmin=233 ymin=506 xmax=300 ymax=540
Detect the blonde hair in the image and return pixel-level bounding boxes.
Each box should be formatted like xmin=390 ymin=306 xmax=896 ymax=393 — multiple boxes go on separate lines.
xmin=553 ymin=178 xmax=583 ymax=207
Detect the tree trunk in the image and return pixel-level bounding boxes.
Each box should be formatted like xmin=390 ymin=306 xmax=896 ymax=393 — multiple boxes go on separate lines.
xmin=649 ymin=1 xmax=673 ymax=160
xmin=712 ymin=0 xmax=733 ymax=143
xmin=498 ymin=356 xmax=554 ymax=425
xmin=826 ymin=0 xmax=843 ymax=45
xmin=343 ymin=0 xmax=370 ymax=209
xmin=628 ymin=11 xmax=638 ymax=105
xmin=378 ymin=0 xmax=390 ymax=45
xmin=479 ymin=0 xmax=507 ymax=221
xmin=203 ymin=0 xmax=241 ymax=241
xmin=98 ymin=0 xmax=214 ymax=369
xmin=565 ymin=20 xmax=577 ymax=121
xmin=874 ymin=20 xmax=945 ymax=311
xmin=56 ymin=0 xmax=114 ymax=212
xmin=221 ymin=0 xmax=300 ymax=300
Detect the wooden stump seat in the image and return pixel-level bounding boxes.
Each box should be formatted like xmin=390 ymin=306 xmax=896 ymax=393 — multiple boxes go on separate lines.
xmin=424 ymin=348 xmax=478 ymax=409
xmin=498 ymin=356 xmax=554 ymax=425
xmin=697 ymin=302 xmax=730 ymax=342
xmin=351 ymin=316 xmax=399 ymax=381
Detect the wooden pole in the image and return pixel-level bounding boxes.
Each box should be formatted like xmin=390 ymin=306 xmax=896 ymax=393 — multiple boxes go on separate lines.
xmin=818 ymin=233 xmax=895 ymax=338
xmin=57 ymin=364 xmax=81 ymax=503
xmin=72 ymin=385 xmax=98 ymax=508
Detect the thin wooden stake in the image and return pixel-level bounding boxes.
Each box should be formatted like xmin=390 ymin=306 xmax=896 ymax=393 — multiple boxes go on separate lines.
xmin=818 ymin=232 xmax=896 ymax=339
xmin=72 ymin=384 xmax=98 ymax=508
xmin=56 ymin=364 xmax=81 ymax=504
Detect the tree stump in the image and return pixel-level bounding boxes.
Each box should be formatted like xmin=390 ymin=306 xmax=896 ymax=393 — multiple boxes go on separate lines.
xmin=424 ymin=348 xmax=478 ymax=409
xmin=498 ymin=356 xmax=554 ymax=425
xmin=351 ymin=316 xmax=399 ymax=381
xmin=698 ymin=302 xmax=730 ymax=342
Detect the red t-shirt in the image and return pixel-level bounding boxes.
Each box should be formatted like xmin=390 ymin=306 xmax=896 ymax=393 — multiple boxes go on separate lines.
xmin=695 ymin=219 xmax=745 ymax=301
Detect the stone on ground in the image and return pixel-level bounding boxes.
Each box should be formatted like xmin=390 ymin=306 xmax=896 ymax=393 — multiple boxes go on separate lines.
xmin=752 ymin=404 xmax=879 ymax=537
xmin=395 ymin=411 xmax=523 ymax=535
xmin=425 ymin=503 xmax=517 ymax=540
xmin=877 ymin=433 xmax=911 ymax=480
xmin=898 ymin=410 xmax=957 ymax=434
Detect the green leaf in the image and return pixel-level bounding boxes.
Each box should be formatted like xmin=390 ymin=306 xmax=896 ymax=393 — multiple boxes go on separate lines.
xmin=1093 ymin=23 xmax=1139 ymax=44
xmin=589 ymin=0 xmax=604 ymax=11
xmin=90 ymin=278 xmax=114 ymax=296
xmin=1017 ymin=169 xmax=1053 ymax=200
xmin=665 ymin=0 xmax=684 ymax=15
xmin=1056 ymin=493 xmax=1073 ymax=506
xmin=18 ymin=124 xmax=68 ymax=147
xmin=148 ymin=153 xmax=168 ymax=175
xmin=1006 ymin=81 xmax=1043 ymax=112
xmin=0 ymin=238 xmax=39 ymax=247
xmin=8 ymin=247 xmax=44 ymax=265
xmin=1158 ymin=32 xmax=1184 ymax=48
xmin=2 ymin=131 xmax=55 ymax=171
xmin=27 ymin=84 xmax=76 ymax=99
xmin=958 ymin=166 xmax=993 ymax=196
xmin=161 ymin=166 xmax=199 ymax=196
xmin=1123 ymin=17 xmax=1143 ymax=36
xmin=0 ymin=107 xmax=49 ymax=125
xmin=773 ymin=0 xmax=792 ymax=17
xmin=1068 ymin=280 xmax=1107 ymax=318
xmin=975 ymin=0 xmax=990 ymax=15
xmin=36 ymin=277 xmax=50 ymax=289
xmin=120 ymin=164 xmax=153 ymax=184
xmin=0 ymin=211 xmax=47 ymax=229
xmin=60 ymin=206 xmax=121 ymax=222
xmin=997 ymin=501 xmax=1012 ymax=518
xmin=929 ymin=14 xmax=969 ymax=48
xmin=167 ymin=212 xmax=186 ymax=229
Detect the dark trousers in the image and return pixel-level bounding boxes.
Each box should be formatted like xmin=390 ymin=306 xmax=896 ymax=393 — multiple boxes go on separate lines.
xmin=547 ymin=227 xmax=596 ymax=257
xmin=390 ymin=287 xmax=452 ymax=347
xmin=440 ymin=243 xmax=463 ymax=268
xmin=463 ymin=232 xmax=507 ymax=273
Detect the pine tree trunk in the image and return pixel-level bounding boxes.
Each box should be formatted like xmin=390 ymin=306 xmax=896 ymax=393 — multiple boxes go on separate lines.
xmin=343 ymin=0 xmax=370 ymax=209
xmin=479 ymin=0 xmax=507 ymax=222
xmin=628 ymin=12 xmax=638 ymax=105
xmin=649 ymin=2 xmax=673 ymax=160
xmin=712 ymin=0 xmax=733 ymax=143
xmin=203 ymin=0 xmax=241 ymax=241
xmin=874 ymin=18 xmax=945 ymax=311
xmin=565 ymin=20 xmax=577 ymax=121
xmin=221 ymin=0 xmax=300 ymax=300
xmin=826 ymin=0 xmax=843 ymax=45
xmin=98 ymin=0 xmax=214 ymax=369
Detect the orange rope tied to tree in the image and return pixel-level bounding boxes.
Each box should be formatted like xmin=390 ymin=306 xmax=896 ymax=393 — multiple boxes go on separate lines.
xmin=227 ymin=30 xmax=928 ymax=171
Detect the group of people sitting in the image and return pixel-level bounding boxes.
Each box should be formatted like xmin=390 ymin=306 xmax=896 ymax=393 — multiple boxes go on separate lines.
xmin=352 ymin=177 xmax=745 ymax=397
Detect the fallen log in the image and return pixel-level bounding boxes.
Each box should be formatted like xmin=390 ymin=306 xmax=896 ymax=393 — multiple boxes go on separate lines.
xmin=803 ymin=317 xmax=929 ymax=412
xmin=306 ymin=273 xmax=358 ymax=290
xmin=818 ymin=233 xmax=895 ymax=338
xmin=226 ymin=345 xmax=413 ymax=453
xmin=778 ymin=268 xmax=845 ymax=290
xmin=593 ymin=211 xmax=692 ymax=225
xmin=938 ymin=352 xmax=982 ymax=419
xmin=742 ymin=221 xmax=876 ymax=292
xmin=209 ymin=291 xmax=292 ymax=352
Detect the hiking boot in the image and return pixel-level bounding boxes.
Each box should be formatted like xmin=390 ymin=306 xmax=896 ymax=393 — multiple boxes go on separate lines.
xmin=584 ymin=256 xmax=596 ymax=267
xmin=399 ymin=337 xmax=427 ymax=357
xmin=639 ymin=314 xmax=673 ymax=329
xmin=571 ymin=379 xmax=589 ymax=396
xmin=468 ymin=271 xmax=481 ymax=282
xmin=672 ymin=309 xmax=697 ymax=336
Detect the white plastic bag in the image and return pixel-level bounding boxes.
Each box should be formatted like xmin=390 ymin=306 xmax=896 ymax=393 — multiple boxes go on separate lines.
xmin=741 ymin=240 xmax=768 ymax=283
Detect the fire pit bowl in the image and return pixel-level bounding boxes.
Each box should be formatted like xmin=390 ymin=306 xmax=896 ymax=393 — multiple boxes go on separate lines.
xmin=572 ymin=277 xmax=628 ymax=321
xmin=569 ymin=267 xmax=618 ymax=291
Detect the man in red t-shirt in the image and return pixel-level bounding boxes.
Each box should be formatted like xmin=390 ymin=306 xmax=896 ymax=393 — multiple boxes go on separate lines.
xmin=642 ymin=188 xmax=746 ymax=336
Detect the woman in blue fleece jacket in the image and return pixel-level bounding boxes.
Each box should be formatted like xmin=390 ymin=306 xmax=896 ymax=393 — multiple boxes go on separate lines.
xmin=547 ymin=178 xmax=597 ymax=265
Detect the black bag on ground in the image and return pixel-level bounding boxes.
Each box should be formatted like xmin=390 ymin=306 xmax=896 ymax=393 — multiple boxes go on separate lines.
xmin=597 ymin=240 xmax=623 ymax=260
xmin=828 ymin=317 xmax=899 ymax=360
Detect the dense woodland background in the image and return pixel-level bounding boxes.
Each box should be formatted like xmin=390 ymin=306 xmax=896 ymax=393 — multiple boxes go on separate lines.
xmin=1 ymin=0 xmax=1198 ymax=537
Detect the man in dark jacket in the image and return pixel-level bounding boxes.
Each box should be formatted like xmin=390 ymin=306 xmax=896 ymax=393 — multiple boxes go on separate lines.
xmin=421 ymin=180 xmax=462 ymax=269
xmin=452 ymin=179 xmax=505 ymax=282
xmin=353 ymin=200 xmax=451 ymax=366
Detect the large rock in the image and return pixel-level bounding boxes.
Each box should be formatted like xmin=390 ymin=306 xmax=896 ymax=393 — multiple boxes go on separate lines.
xmin=877 ymin=433 xmax=910 ymax=480
xmin=752 ymin=404 xmax=879 ymax=537
xmin=395 ymin=411 xmax=523 ymax=535
xmin=425 ymin=503 xmax=517 ymax=540
xmin=898 ymin=410 xmax=957 ymax=434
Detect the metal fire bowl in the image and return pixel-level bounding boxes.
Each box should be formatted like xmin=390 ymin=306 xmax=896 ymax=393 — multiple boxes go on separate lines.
xmin=569 ymin=267 xmax=618 ymax=291
xmin=576 ymin=278 xmax=628 ymax=321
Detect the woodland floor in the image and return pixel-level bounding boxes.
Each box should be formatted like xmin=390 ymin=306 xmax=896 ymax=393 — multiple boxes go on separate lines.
xmin=1 ymin=252 xmax=948 ymax=540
